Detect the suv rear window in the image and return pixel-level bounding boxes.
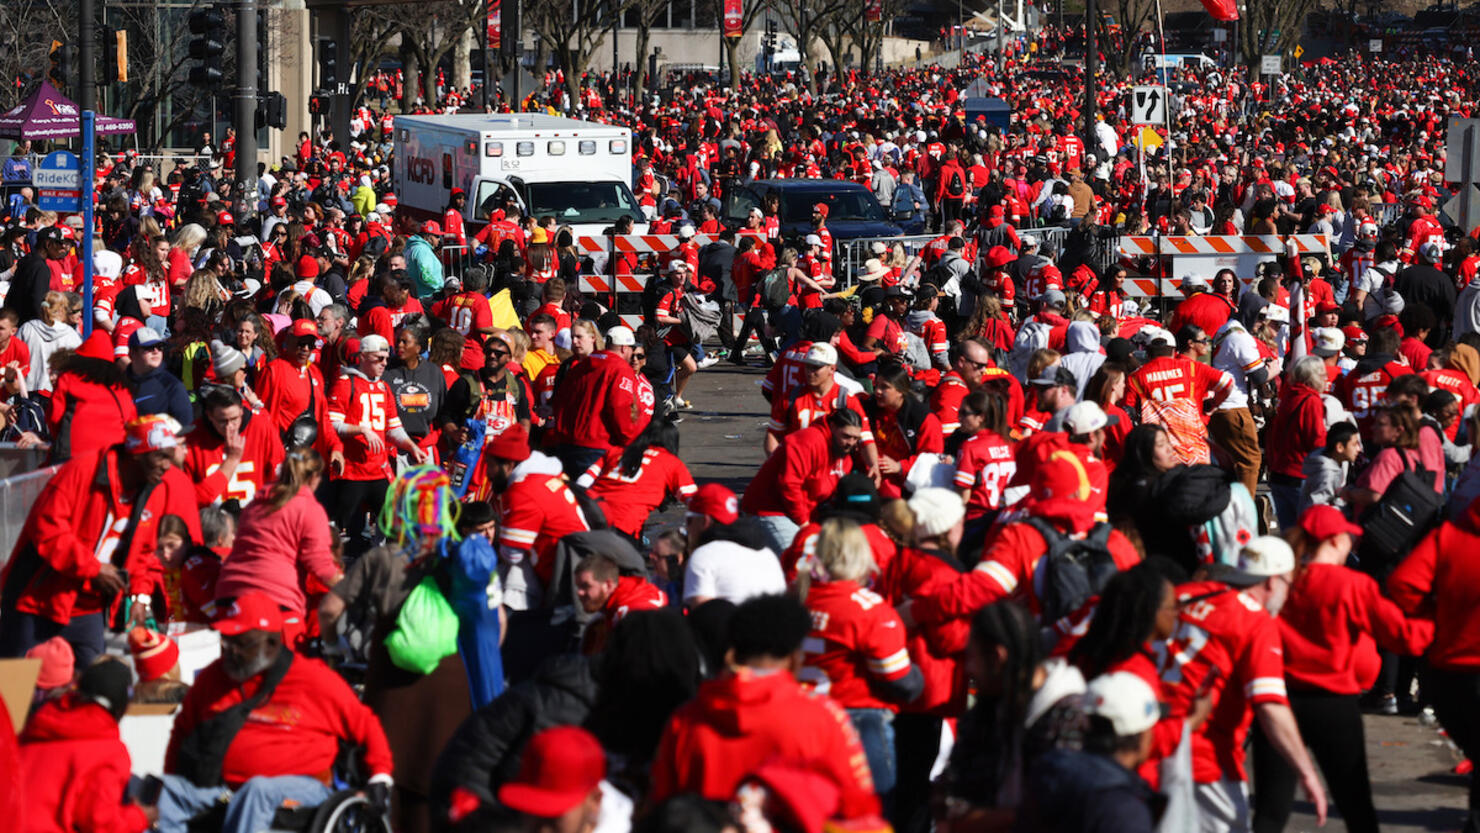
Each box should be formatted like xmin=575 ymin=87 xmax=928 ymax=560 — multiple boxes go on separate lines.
xmin=781 ymin=190 xmax=886 ymax=223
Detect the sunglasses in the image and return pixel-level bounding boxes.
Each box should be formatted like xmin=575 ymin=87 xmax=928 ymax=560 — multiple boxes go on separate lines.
xmin=632 ymin=352 xmax=647 ymax=361
xmin=958 ymin=409 xmax=980 ymax=418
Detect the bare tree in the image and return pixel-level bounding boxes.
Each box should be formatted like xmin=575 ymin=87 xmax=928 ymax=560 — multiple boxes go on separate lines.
xmin=1237 ymin=0 xmax=1319 ymax=73
xmin=1099 ymin=0 xmax=1155 ymax=78
xmin=629 ymin=0 xmax=668 ymax=102
xmin=775 ymin=0 xmax=850 ymax=91
xmin=713 ymin=0 xmax=767 ymax=88
xmin=0 ymin=0 xmax=70 ymax=109
xmin=839 ymin=0 xmax=910 ymax=76
xmin=528 ymin=0 xmax=634 ymax=105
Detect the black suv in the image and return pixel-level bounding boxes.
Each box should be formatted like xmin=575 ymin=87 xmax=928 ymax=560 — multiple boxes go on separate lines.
xmin=721 ymin=179 xmax=905 ymax=247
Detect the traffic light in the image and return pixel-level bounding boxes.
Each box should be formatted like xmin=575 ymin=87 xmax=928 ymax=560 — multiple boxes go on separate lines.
xmin=187 ymin=8 xmax=226 ymax=87
xmin=319 ymin=39 xmax=339 ymax=87
xmin=764 ymin=19 xmax=778 ymax=56
xmin=309 ymin=94 xmax=330 ymax=115
xmin=102 ymin=28 xmax=128 ymax=84
xmin=48 ymin=40 xmax=77 ymax=89
xmin=264 ymin=91 xmax=287 ymax=129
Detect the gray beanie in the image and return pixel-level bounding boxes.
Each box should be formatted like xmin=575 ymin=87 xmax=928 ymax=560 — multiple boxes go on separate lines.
xmin=211 ymin=339 xmax=246 ymax=377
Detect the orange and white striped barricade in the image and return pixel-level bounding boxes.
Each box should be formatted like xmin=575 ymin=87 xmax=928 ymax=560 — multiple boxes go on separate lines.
xmin=1117 ymin=234 xmax=1330 ymax=299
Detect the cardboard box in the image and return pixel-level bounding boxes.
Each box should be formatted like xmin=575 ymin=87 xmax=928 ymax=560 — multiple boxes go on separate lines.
xmin=0 ymin=658 xmax=40 ymax=733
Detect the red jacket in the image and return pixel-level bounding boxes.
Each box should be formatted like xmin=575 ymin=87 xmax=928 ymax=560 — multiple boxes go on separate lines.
xmin=741 ymin=424 xmax=853 ymax=525
xmin=650 ymin=668 xmax=881 ymax=818
xmin=254 ymin=357 xmax=342 ymax=462
xmin=1168 ymin=292 xmax=1234 ymax=338
xmin=0 ymin=447 xmax=197 ymax=623
xmin=1389 ymin=498 xmax=1480 ymax=671
xmin=878 ymin=547 xmax=970 ymax=715
xmin=181 ymin=414 xmax=286 ymax=506
xmin=20 ymin=695 xmax=149 ymax=833
xmin=48 ymin=372 xmax=136 ymax=460
xmin=548 ymin=350 xmax=645 ymax=451
xmin=165 ymin=653 xmax=393 ymax=788
xmin=1266 ymin=381 xmax=1327 ymax=479
xmin=1281 ymin=562 xmax=1432 ymax=694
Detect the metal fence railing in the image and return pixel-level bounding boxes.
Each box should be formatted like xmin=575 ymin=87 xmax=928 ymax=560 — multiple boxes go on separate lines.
xmin=0 ymin=462 xmax=59 ymax=572
xmin=438 ymin=243 xmax=479 ymax=281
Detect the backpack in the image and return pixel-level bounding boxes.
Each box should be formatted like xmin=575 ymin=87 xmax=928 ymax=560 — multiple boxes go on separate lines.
xmin=945 ymin=168 xmax=965 ymax=198
xmin=1356 ymin=451 xmax=1444 ymax=578
xmin=760 ymin=268 xmax=791 ymax=310
xmin=1025 ymin=516 xmax=1119 ymax=623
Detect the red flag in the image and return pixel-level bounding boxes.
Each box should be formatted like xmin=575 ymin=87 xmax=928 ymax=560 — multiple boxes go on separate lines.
xmin=723 ymin=0 xmax=744 ymax=37
xmin=487 ymin=0 xmax=501 ymax=50
xmin=865 ymin=0 xmax=882 ymax=22
xmin=1198 ymin=0 xmax=1237 ymax=21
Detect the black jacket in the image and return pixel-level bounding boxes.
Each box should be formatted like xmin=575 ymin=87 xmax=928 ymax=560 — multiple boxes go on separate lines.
xmin=1395 ymin=264 xmax=1458 ymax=346
xmin=428 ymin=653 xmax=597 ymax=827
xmin=1019 ymin=748 xmax=1162 ymax=833
xmin=4 ymin=251 xmax=50 ymax=323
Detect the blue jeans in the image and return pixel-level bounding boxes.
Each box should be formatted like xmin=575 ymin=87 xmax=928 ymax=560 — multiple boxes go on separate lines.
xmin=555 ymin=445 xmax=607 ymax=479
xmin=847 ymin=708 xmax=897 ymax=805
xmin=750 ymin=514 xmax=800 ymax=556
xmin=1270 ymin=481 xmax=1302 ymax=532
xmin=157 ymin=774 xmax=331 ymax=833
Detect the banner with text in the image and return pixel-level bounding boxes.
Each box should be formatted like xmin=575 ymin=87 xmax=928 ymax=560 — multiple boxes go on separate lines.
xmin=487 ymin=0 xmax=501 ymax=50
xmin=723 ymin=0 xmax=744 ymax=37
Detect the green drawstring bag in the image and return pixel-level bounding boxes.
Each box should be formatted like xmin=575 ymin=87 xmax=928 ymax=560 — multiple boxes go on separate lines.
xmin=384 ymin=573 xmax=459 ymax=674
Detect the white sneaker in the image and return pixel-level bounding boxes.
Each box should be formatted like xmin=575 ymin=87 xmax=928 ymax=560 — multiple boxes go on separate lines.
xmin=697 ymin=355 xmax=720 ymax=369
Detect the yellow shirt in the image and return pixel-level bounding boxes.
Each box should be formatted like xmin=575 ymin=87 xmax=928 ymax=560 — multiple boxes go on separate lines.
xmin=522 ymin=348 xmax=558 ymax=382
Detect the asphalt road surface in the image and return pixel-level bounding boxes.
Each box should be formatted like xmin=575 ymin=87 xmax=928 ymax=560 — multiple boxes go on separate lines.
xmin=671 ymin=362 xmax=1471 ymax=833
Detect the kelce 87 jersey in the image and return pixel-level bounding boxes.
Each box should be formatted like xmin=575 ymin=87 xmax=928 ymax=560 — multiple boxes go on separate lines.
xmin=799 ymin=580 xmax=913 ymax=711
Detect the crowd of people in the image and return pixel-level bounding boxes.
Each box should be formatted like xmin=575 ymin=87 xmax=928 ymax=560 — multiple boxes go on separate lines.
xmin=6 ymin=32 xmax=1480 ymax=833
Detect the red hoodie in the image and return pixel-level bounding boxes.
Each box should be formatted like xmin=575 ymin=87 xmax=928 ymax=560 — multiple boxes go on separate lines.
xmin=650 ymin=668 xmax=881 ymax=818
xmin=548 ymin=350 xmax=646 ymax=451
xmin=1389 ymin=499 xmax=1480 ymax=671
xmin=20 ymin=695 xmax=150 ymax=833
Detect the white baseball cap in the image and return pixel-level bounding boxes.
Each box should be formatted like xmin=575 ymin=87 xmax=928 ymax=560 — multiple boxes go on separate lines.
xmin=1180 ymin=273 xmax=1209 ymax=292
xmin=1064 ymin=401 xmax=1118 ymax=434
xmin=802 ymin=342 xmax=838 ymax=367
xmin=1085 ymin=672 xmax=1161 ymax=736
xmin=804 ymin=234 xmax=824 ymax=248
xmin=605 ymin=326 xmax=637 ymax=347
xmin=359 ymin=334 xmax=391 ymax=354
xmin=1311 ymin=328 xmax=1345 ymax=358
xmin=1223 ymin=535 xmax=1296 ymax=586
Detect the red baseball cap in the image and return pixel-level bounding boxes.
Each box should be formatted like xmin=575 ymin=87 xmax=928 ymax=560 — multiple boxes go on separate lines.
xmin=217 ymin=211 xmax=235 ymax=226
xmin=421 ymin=220 xmax=443 ymax=236
xmin=123 ymin=414 xmax=183 ymax=454
xmin=687 ymin=483 xmax=739 ymax=525
xmin=1298 ymin=504 xmax=1363 ymax=541
xmin=497 ymin=726 xmax=606 ymax=818
xmin=287 ymin=318 xmax=319 ymax=341
xmin=1316 ymin=301 xmax=1340 ymax=314
xmin=211 ymin=591 xmax=285 ymax=635
xmin=296 ymin=254 xmax=321 ymax=278
xmin=1342 ymin=324 xmax=1369 ymax=342
xmin=271 ymin=196 xmax=288 ymax=207
xmin=485 ymin=424 xmax=531 ymax=463
xmin=812 ymin=202 xmax=829 ymax=217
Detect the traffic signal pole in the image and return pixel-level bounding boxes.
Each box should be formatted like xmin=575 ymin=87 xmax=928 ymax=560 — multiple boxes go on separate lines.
xmin=78 ymin=0 xmax=95 ymax=111
xmin=236 ymin=0 xmax=259 ymax=221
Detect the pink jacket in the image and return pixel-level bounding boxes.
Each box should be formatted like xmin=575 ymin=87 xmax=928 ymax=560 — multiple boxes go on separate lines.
xmin=214 ymin=486 xmax=337 ymax=612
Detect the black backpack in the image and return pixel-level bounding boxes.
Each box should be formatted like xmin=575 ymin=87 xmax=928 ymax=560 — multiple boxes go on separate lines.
xmin=1025 ymin=516 xmax=1119 ymax=623
xmin=1356 ymin=452 xmax=1443 ymax=578
xmin=945 ymin=168 xmax=966 ymax=198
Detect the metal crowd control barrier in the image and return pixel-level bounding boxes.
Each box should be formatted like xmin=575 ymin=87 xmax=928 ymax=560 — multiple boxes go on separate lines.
xmin=1115 ymin=233 xmax=1330 ymax=298
xmin=438 ymin=243 xmax=478 ymax=280
xmin=0 ymin=461 xmax=60 ymax=572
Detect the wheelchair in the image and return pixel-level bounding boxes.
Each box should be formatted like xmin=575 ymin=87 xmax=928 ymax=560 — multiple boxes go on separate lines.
xmin=272 ymin=789 xmax=393 ymax=833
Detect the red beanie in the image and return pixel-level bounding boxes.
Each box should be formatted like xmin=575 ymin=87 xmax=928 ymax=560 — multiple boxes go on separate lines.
xmin=128 ymin=627 xmax=179 ymax=683
xmin=296 ymin=255 xmax=321 ymax=279
xmin=484 ymin=424 xmax=531 ymax=463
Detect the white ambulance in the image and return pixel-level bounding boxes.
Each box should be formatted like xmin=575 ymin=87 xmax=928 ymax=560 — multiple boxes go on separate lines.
xmin=391 ymin=113 xmax=647 ymax=238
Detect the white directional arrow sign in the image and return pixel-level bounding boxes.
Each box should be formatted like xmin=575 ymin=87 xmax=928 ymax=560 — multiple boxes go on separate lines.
xmin=1132 ymin=85 xmax=1166 ymax=125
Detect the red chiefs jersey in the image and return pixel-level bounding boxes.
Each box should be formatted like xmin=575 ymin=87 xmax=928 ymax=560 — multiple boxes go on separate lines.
xmin=604 ymin=575 xmax=668 ymax=625
xmin=438 ymin=291 xmax=493 ymax=370
xmin=1157 ymin=582 xmax=1288 ymax=784
xmin=953 ymin=430 xmax=1016 ymax=517
xmin=782 ymin=521 xmax=899 ymax=584
xmin=181 ymin=416 xmax=286 ymax=506
xmin=1423 ymin=368 xmax=1479 ymax=441
xmin=1405 ymin=215 xmax=1446 ymax=257
xmin=327 ymin=373 xmax=403 ymax=481
xmin=1020 ymin=262 xmax=1063 ymax=302
xmin=497 ymin=471 xmax=591 ymax=588
xmin=656 ymin=286 xmax=690 ymax=346
xmin=585 ymin=447 xmax=697 ymax=537
xmin=865 ymin=314 xmax=909 ymax=356
xmin=782 ymin=383 xmax=874 ymax=444
xmin=909 ymin=314 xmax=948 ymax=366
xmin=1086 ymin=289 xmax=1126 ymax=320
xmin=763 ymin=340 xmax=816 ymax=428
xmin=800 ymin=580 xmax=913 ymax=710
xmin=1124 ymin=356 xmax=1231 ymax=411
xmin=1334 ymin=359 xmax=1412 ymax=436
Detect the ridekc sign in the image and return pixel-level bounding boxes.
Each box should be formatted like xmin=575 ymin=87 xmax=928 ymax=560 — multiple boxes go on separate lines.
xmin=35 ymin=150 xmax=81 ymax=213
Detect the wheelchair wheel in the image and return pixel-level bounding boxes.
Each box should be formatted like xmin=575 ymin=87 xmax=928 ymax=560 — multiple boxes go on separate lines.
xmin=307 ymin=790 xmax=393 ymax=833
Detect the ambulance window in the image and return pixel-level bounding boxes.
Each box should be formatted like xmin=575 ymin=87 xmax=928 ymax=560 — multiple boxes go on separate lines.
xmin=516 ymin=142 xmax=534 ymax=157
xmin=579 ymin=141 xmax=596 ymax=155
xmin=474 ymin=182 xmax=519 ymax=221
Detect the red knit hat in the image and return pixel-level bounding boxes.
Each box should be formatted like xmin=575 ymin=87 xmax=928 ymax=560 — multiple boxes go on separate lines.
xmin=128 ymin=627 xmax=179 ymax=683
xmin=77 ymin=329 xmax=115 ymax=362
xmin=485 ymin=424 xmax=531 ymax=463
xmin=26 ymin=636 xmax=75 ymax=689
xmin=296 ymin=254 xmax=320 ymax=279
